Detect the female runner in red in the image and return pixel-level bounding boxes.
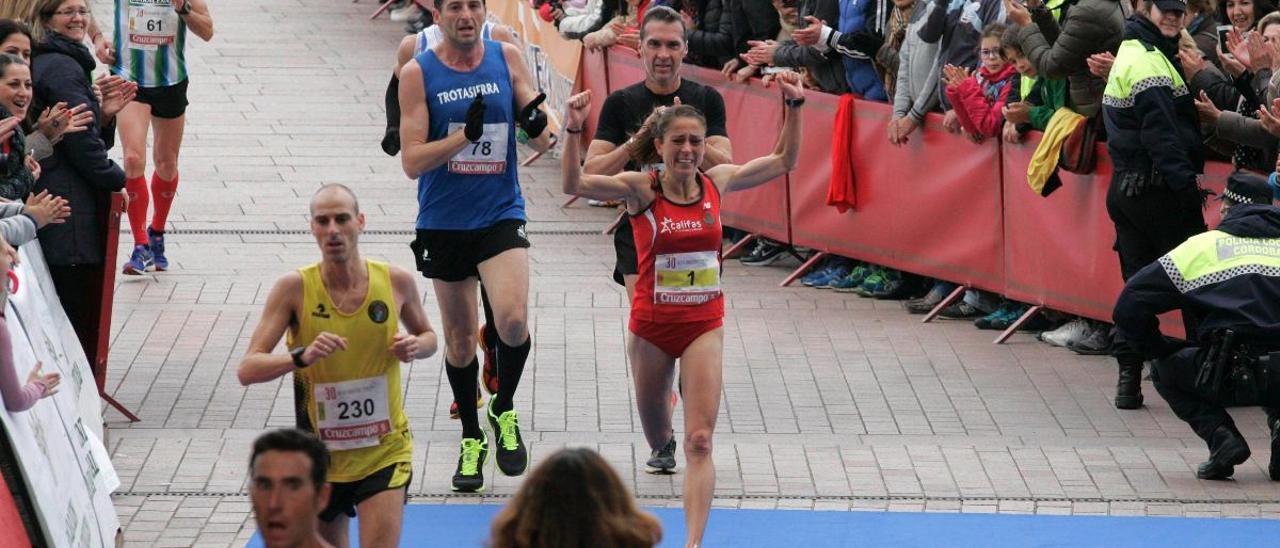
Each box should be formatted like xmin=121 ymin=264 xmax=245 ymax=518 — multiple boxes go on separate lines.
xmin=560 ymin=71 xmax=804 ymax=548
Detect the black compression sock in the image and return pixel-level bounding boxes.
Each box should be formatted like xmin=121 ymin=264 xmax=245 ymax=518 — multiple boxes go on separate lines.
xmin=445 ymin=357 xmax=483 ymax=438
xmin=492 ymin=336 xmax=531 ymax=413
xmin=480 ymin=286 xmax=498 ymax=351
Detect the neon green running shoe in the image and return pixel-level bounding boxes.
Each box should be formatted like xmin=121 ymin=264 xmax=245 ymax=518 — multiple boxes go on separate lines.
xmin=451 ymin=434 xmax=488 ymax=493
xmin=488 ymin=399 xmax=529 ymax=476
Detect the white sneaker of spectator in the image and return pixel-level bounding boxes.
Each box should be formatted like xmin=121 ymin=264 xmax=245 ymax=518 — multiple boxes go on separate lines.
xmin=1038 ymin=318 xmax=1090 ymax=348
xmin=390 ymin=3 xmax=420 ymax=22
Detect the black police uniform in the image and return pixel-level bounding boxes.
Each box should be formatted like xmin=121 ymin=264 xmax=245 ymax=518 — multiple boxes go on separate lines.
xmin=1113 ymin=173 xmax=1280 ymax=480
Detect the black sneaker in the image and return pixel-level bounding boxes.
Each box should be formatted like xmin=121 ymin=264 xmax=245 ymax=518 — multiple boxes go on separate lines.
xmin=488 ymin=399 xmax=529 ymax=476
xmin=451 ymin=434 xmax=489 ymax=493
xmin=740 ymin=239 xmax=786 ymax=266
xmin=646 ymin=436 xmax=677 ymax=474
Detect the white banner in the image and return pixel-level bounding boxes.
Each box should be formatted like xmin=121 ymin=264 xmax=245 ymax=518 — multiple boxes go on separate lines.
xmin=0 ymin=241 xmax=119 ymax=547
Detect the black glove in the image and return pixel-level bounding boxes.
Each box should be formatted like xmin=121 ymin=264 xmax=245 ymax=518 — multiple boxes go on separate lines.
xmin=517 ymin=92 xmax=549 ymax=139
xmin=1118 ymin=171 xmax=1151 ymax=198
xmin=847 ymin=30 xmax=885 ymax=57
xmin=465 ymin=93 xmax=486 ymax=142
xmin=381 ymin=73 xmax=401 ymax=156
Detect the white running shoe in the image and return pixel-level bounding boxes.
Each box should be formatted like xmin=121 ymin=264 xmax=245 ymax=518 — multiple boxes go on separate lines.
xmin=1039 ymin=318 xmax=1090 ymax=348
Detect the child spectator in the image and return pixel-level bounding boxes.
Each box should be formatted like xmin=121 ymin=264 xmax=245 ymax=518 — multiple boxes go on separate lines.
xmin=919 ymin=0 xmax=1007 ymax=131
xmin=943 ymin=23 xmax=1017 ymax=141
xmin=999 ymin=25 xmax=1068 ymax=143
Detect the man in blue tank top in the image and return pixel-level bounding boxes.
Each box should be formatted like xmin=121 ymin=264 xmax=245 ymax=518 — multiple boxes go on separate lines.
xmin=398 ymin=0 xmax=552 ymax=494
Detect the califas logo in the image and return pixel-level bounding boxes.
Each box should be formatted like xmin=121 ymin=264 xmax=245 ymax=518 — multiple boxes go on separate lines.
xmin=660 ymin=217 xmax=702 ymax=234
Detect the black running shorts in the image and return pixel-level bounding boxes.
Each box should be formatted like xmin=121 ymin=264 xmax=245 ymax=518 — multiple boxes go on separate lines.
xmin=613 ymin=218 xmax=638 ymax=285
xmin=134 ymin=79 xmax=190 ymax=119
xmin=411 ymin=219 xmax=531 ymax=282
xmin=318 ymin=461 xmax=412 ymax=522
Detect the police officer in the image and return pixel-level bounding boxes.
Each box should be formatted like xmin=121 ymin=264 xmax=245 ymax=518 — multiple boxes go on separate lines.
xmin=1113 ymin=172 xmax=1280 ymax=481
xmin=1102 ymin=0 xmax=1207 ymax=410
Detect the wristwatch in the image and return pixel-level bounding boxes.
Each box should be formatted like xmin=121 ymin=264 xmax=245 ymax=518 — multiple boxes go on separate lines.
xmin=785 ymin=97 xmax=806 ymax=108
xmin=290 ymin=347 xmax=310 ymax=369
xmin=176 ymin=1 xmax=193 ymax=15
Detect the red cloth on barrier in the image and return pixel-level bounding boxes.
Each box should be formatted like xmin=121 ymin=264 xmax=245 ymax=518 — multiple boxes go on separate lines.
xmin=577 ymin=48 xmax=611 ymax=142
xmin=827 ymin=94 xmax=857 ymax=213
xmin=0 ymin=472 xmax=31 ymax=548
xmin=790 ymin=97 xmax=1005 ymax=291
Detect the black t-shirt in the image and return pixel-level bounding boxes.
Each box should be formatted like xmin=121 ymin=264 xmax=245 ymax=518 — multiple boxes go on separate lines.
xmin=594 ymin=78 xmax=728 ymax=171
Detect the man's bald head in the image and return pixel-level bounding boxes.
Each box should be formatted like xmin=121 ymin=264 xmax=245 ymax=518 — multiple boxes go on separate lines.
xmin=310 ymin=184 xmax=360 ymax=216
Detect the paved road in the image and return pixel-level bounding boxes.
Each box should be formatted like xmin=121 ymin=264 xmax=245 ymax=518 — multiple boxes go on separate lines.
xmin=91 ymin=0 xmax=1280 ymax=545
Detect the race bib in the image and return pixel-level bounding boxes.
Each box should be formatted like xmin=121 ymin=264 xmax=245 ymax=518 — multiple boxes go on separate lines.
xmin=313 ymin=376 xmax=392 ymax=451
xmin=447 ymin=122 xmax=508 ymax=175
xmin=127 ymin=1 xmax=179 ymax=51
xmin=655 ymin=250 xmax=721 ymax=305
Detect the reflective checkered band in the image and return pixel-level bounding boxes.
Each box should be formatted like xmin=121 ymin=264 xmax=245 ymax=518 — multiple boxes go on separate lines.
xmin=1103 ymin=76 xmax=1188 ymax=109
xmin=1160 ymin=254 xmax=1280 ymax=293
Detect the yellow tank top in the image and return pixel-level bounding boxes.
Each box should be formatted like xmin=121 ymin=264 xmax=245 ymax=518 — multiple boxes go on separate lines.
xmin=288 ymin=260 xmax=412 ymax=482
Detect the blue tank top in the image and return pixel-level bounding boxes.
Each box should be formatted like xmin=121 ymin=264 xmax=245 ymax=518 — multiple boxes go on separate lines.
xmin=415 ymin=41 xmax=524 ymax=230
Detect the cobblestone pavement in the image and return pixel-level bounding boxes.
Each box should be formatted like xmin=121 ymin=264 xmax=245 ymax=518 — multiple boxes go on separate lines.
xmin=93 ymin=0 xmax=1280 ymax=545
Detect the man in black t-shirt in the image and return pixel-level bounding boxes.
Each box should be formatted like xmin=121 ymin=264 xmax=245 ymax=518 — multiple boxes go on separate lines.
xmin=583 ymin=6 xmax=733 ymax=298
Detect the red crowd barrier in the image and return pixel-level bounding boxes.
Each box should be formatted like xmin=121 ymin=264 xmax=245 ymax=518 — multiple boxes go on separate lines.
xmin=790 ymin=99 xmax=1005 ymax=293
xmin=577 ymin=49 xmax=1243 ymax=329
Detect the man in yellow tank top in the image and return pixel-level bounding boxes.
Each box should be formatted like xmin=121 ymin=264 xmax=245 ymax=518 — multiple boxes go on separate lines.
xmin=237 ymin=185 xmax=438 ymax=548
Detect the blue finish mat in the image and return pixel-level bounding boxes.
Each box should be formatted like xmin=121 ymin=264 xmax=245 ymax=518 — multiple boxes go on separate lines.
xmin=247 ymin=503 xmax=1280 ymax=547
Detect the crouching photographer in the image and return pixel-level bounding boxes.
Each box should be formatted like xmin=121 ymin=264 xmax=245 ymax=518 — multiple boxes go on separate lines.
xmin=1113 ymin=171 xmax=1280 ymax=482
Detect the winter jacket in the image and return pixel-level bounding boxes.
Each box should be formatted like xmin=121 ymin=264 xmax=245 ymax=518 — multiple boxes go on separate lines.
xmin=683 ymin=0 xmax=735 ymax=66
xmin=1192 ymin=64 xmax=1272 ymax=171
xmin=1102 ymin=16 xmax=1203 ymax=192
xmin=890 ymin=2 xmax=941 ymax=122
xmin=1008 ymin=75 xmax=1068 ymax=132
xmin=0 ymin=106 xmax=34 ymax=202
xmin=1210 ymin=111 xmax=1278 ymax=175
xmin=775 ymin=0 xmax=850 ymax=93
xmin=0 ymin=202 xmax=38 ymax=248
xmin=918 ymin=0 xmax=1006 ymax=109
xmin=1015 ymin=0 xmax=1126 ymax=118
xmin=837 ymin=0 xmax=889 ymax=100
xmin=727 ymin=0 xmax=782 ymax=57
xmin=946 ymin=62 xmax=1017 ymax=137
xmin=1114 ymin=204 xmax=1280 ymax=359
xmin=31 ymin=32 xmax=126 ymax=267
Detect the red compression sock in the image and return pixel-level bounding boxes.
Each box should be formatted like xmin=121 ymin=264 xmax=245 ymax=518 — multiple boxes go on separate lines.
xmin=149 ymin=172 xmax=179 ymax=232
xmin=124 ymin=176 xmax=149 ymax=245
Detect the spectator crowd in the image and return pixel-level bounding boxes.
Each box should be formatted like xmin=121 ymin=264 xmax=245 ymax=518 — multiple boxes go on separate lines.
xmin=472 ymin=0 xmax=1280 ymax=407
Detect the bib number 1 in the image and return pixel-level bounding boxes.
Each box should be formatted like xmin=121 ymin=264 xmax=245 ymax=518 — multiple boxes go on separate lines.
xmin=654 ymin=250 xmax=721 ymax=305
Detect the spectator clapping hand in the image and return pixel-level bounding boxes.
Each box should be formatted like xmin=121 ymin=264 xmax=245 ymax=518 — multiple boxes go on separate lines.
xmin=1176 ymin=48 xmax=1204 ymax=80
xmin=1258 ymin=98 xmax=1280 ymax=137
xmin=941 ymin=64 xmax=971 ymax=89
xmin=0 ymin=116 xmax=17 ymax=146
xmin=1088 ymin=52 xmax=1115 ymax=79
xmin=1193 ymin=90 xmax=1222 ymax=125
xmin=791 ymin=16 xmax=825 ymax=47
xmin=1003 ymin=0 xmax=1032 ymax=27
xmin=24 ymin=190 xmax=70 ymax=228
xmin=96 ymin=74 xmax=138 ymax=121
xmin=37 ymin=102 xmax=92 ymax=142
xmin=742 ymin=40 xmax=779 ymax=67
